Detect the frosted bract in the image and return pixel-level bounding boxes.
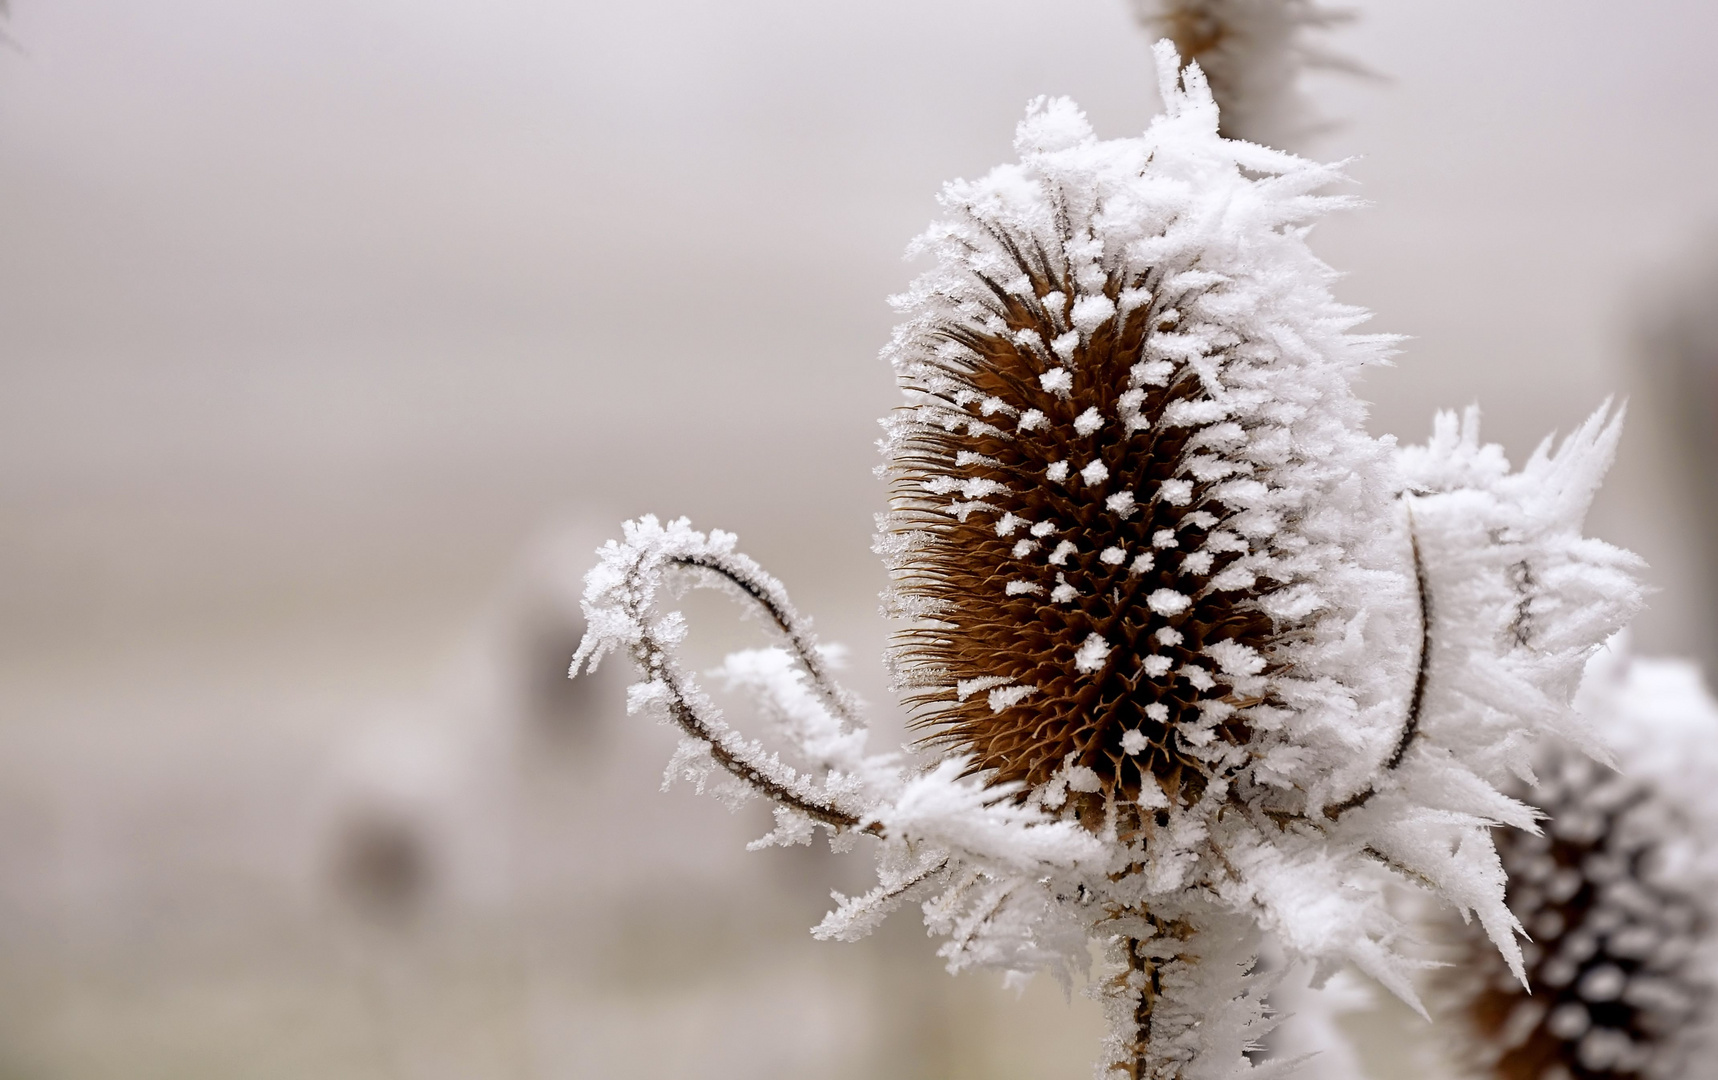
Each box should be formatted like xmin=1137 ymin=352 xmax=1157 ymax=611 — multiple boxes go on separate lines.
xmin=1337 ymin=405 xmax=1649 ymax=985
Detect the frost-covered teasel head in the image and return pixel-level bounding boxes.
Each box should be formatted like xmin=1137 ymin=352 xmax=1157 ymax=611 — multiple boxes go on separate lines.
xmin=879 ymin=44 xmax=1406 ymax=825
xmin=1438 ymin=644 xmax=1718 ymax=1080
xmin=869 ymin=45 xmax=1641 ymax=1074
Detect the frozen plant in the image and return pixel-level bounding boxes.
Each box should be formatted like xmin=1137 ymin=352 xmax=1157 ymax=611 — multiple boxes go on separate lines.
xmin=572 ymin=45 xmax=1641 ymax=1080
xmin=1433 ymin=641 xmax=1718 ymax=1080
xmin=1130 ymin=0 xmax=1363 ymax=147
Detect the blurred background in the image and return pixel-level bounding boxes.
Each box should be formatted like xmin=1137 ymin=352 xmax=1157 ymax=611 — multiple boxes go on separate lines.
xmin=2 ymin=1 xmax=1717 ymax=1076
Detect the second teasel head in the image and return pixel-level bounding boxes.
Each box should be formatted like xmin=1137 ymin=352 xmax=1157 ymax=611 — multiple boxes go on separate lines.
xmin=1436 ymin=648 xmax=1718 ymax=1080
xmin=877 ymin=54 xmax=1413 ymax=826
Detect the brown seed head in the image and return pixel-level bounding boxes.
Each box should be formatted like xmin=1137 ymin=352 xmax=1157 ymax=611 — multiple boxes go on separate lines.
xmin=879 ymin=88 xmax=1398 ymax=826
xmin=885 ymin=255 xmax=1274 ymax=811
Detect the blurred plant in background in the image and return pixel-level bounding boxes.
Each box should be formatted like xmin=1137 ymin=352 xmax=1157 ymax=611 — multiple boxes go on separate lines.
xmin=1425 ymin=643 xmax=1718 ymax=1080
xmin=1131 ymin=0 xmax=1363 ymax=146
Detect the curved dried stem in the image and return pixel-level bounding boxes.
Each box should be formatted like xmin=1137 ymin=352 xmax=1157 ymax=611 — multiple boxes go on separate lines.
xmin=675 ymin=551 xmax=865 ymax=730
xmin=651 ymin=664 xmax=865 ymax=833
xmin=607 ymin=543 xmax=872 ymax=834
xmin=1324 ymin=504 xmax=1432 ymax=822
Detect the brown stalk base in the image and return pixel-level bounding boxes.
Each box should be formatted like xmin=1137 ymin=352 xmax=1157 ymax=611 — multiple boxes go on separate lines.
xmin=1104 ymin=918 xmax=1197 ymax=1080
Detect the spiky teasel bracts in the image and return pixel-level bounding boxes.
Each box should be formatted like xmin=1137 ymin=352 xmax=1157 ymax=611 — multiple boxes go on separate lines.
xmin=1435 ymin=645 xmax=1718 ymax=1080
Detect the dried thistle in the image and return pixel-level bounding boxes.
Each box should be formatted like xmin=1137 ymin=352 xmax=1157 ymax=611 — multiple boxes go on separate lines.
xmin=572 ymin=45 xmax=1642 ymax=1080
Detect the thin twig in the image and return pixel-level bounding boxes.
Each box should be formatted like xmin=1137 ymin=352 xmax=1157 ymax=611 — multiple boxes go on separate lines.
xmin=655 ymin=665 xmax=865 ymax=832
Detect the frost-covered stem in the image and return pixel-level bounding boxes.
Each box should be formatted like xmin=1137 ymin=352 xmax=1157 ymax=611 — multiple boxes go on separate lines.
xmin=1112 ymin=933 xmax=1169 ymax=1080
xmin=650 ymin=659 xmax=863 ymax=832
xmin=1099 ymin=920 xmax=1209 ymax=1078
xmin=1100 ymin=916 xmax=1250 ymax=1080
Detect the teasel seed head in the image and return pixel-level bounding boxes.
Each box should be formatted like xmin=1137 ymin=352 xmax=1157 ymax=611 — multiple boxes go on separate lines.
xmin=1440 ymin=647 xmax=1718 ymax=1080
xmin=1456 ymin=754 xmax=1706 ymax=1080
xmin=878 ymin=47 xmax=1403 ymax=822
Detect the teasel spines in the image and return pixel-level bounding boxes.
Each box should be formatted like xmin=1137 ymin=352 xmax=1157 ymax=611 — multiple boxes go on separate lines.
xmin=879 ymin=55 xmax=1401 ymax=822
xmin=1455 ymin=751 xmax=1706 ymax=1080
